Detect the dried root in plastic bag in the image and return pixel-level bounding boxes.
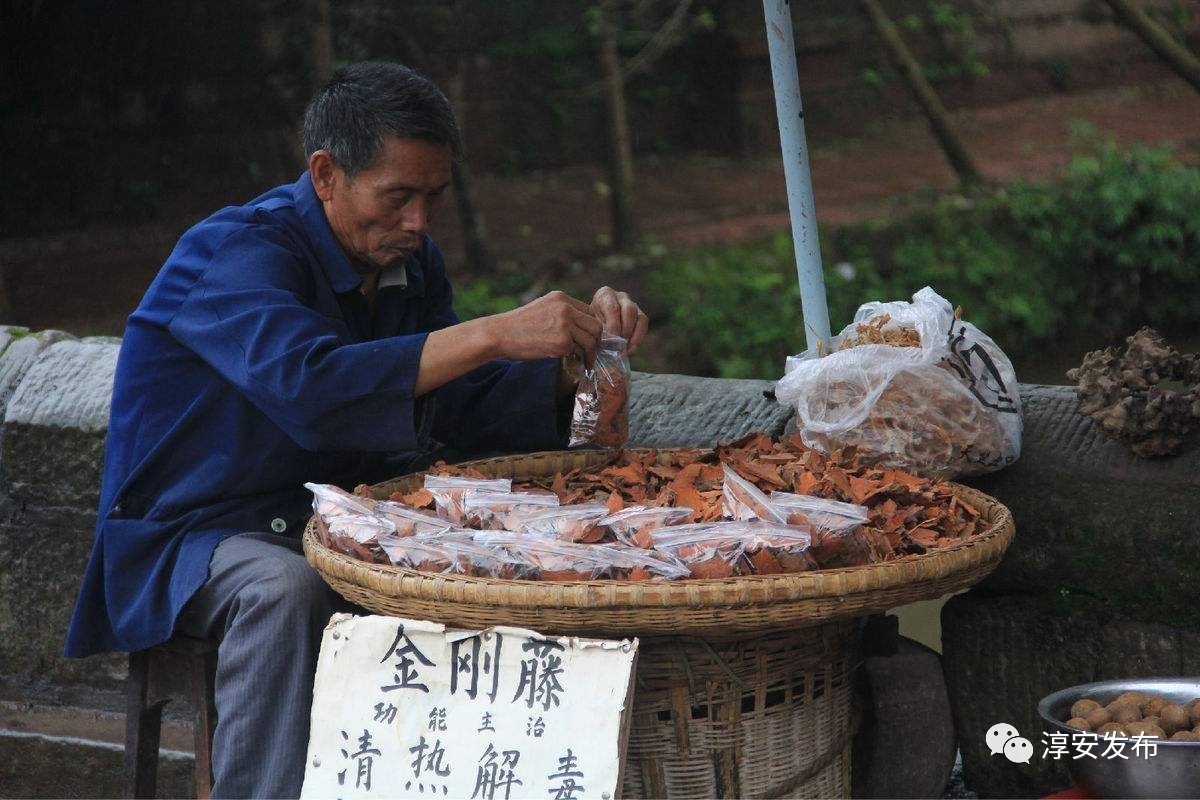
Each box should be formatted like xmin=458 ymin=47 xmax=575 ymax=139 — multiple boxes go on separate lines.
xmin=323 ymin=513 xmax=395 ymax=564
xmin=462 ymin=490 xmax=560 ymax=530
xmin=374 ymin=500 xmax=454 ymax=537
xmin=763 ymin=491 xmax=885 ymax=568
xmin=740 ymin=522 xmax=818 ymax=574
xmin=649 ymin=523 xmax=751 ymax=579
xmin=305 ymin=482 xmax=376 ymax=519
xmin=378 ymin=534 xmax=454 ymax=572
xmin=767 ymin=491 xmax=869 ymax=530
xmin=424 ymin=475 xmax=512 ymax=523
xmin=599 ymin=543 xmax=689 ymax=581
xmin=599 ymin=506 xmax=694 ymax=549
xmin=721 ymin=464 xmax=789 ymax=523
xmin=502 ymin=503 xmax=612 ymax=543
xmin=652 ymin=521 xmax=817 ymax=578
xmin=568 ymin=335 xmax=631 ymax=449
xmin=379 ymin=533 xmax=524 ymax=577
xmin=473 ymin=533 xmax=618 ymax=581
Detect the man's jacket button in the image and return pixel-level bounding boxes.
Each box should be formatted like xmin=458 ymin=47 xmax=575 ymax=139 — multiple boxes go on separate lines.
xmin=271 ymin=518 xmax=287 ymax=533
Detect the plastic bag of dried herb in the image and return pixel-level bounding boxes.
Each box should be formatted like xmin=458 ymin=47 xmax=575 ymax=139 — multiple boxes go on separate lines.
xmin=569 ymin=335 xmax=630 ymax=449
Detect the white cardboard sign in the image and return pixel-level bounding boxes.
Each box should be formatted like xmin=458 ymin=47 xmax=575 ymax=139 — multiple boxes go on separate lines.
xmin=300 ymin=614 xmax=638 ymax=800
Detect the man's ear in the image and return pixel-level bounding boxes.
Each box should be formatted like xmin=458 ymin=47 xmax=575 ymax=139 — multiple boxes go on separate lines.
xmin=309 ymin=150 xmax=338 ymax=202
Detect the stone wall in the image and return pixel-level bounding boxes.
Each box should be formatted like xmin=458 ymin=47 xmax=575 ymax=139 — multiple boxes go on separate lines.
xmin=953 ymin=385 xmax=1200 ymax=798
xmin=0 ymin=329 xmax=124 ymax=690
xmin=2 ymin=326 xmax=1198 ymax=799
xmin=0 ymin=327 xmax=790 ymax=691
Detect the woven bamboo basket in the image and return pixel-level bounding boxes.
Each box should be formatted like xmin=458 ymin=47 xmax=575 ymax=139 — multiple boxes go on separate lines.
xmin=303 ymin=448 xmax=1015 ymax=640
xmin=622 ymin=623 xmax=859 ymax=799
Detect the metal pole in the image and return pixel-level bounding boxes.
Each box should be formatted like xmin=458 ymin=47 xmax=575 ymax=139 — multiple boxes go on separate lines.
xmin=762 ymin=0 xmax=832 ymax=352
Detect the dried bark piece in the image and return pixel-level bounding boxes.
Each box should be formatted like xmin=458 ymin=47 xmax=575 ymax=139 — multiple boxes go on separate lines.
xmin=686 ymin=555 xmax=735 ymax=579
xmin=1067 ymin=327 xmax=1200 ymax=457
xmin=746 ymin=547 xmax=784 ymax=575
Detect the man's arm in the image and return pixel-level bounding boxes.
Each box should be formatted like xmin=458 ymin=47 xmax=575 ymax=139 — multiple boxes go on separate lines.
xmin=413 ymin=245 xmax=650 ymax=453
xmin=168 ymin=225 xmax=444 ymax=452
xmin=413 ymin=291 xmax=602 ymax=398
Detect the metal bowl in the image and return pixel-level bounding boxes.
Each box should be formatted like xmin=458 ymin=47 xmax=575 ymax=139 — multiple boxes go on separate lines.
xmin=1037 ymin=678 xmax=1200 ymax=799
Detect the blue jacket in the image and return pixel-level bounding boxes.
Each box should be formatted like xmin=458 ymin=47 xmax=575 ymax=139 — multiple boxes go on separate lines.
xmin=64 ymin=173 xmax=564 ymax=657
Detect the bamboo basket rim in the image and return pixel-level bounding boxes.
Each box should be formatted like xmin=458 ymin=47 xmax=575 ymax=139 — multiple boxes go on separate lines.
xmin=302 ymin=447 xmax=1014 ymax=614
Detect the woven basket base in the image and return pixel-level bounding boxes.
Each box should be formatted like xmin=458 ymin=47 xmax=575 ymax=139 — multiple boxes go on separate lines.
xmin=623 ymin=622 xmax=859 ymax=799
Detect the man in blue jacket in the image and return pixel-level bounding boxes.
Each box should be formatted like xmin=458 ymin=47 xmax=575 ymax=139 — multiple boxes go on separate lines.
xmin=64 ymin=62 xmax=647 ymax=798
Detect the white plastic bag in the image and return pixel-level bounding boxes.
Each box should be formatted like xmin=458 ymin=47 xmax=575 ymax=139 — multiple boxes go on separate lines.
xmin=774 ymin=287 xmax=1022 ymax=478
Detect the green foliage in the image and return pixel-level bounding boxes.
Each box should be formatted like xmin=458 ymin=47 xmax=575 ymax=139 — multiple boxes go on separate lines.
xmin=644 ymin=232 xmax=866 ymax=379
xmin=452 ymin=280 xmax=521 ymax=321
xmin=644 ymin=137 xmax=1200 ymax=379
xmin=861 ymin=0 xmax=994 ymax=89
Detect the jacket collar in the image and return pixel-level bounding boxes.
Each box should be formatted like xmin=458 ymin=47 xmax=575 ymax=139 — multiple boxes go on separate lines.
xmin=293 ymin=171 xmax=363 ymax=294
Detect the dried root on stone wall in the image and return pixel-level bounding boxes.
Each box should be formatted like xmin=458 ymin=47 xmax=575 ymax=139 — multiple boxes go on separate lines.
xmin=1067 ymin=327 xmax=1200 ymax=457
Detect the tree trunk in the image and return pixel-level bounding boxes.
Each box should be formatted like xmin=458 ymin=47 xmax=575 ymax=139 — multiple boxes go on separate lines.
xmin=0 ymin=268 xmax=11 ymax=321
xmin=446 ymin=58 xmax=496 ymax=275
xmin=312 ymin=0 xmax=334 ymax=88
xmin=860 ymin=0 xmax=983 ymax=186
xmin=597 ymin=0 xmax=639 ymax=250
xmin=1105 ymin=0 xmax=1200 ymax=95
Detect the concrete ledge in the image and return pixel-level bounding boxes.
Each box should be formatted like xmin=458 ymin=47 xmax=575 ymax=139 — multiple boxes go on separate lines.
xmin=0 ymin=730 xmax=194 ymax=799
xmin=964 ymin=385 xmax=1200 ymax=629
xmin=3 ymin=339 xmax=118 ymax=506
xmin=629 ymin=371 xmax=791 ymax=447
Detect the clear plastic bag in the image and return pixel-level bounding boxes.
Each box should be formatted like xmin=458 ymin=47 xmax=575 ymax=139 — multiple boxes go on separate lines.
xmin=568 ymin=335 xmax=631 ymax=449
xmin=305 ymin=482 xmax=375 ymax=519
xmin=652 ymin=521 xmax=817 ymax=578
xmin=739 ymin=522 xmax=819 ymax=575
xmin=379 ymin=533 xmax=523 ymax=577
xmin=502 ymin=503 xmax=612 ymax=543
xmin=721 ymin=464 xmax=788 ymax=523
xmin=374 ymin=500 xmax=454 ymax=537
xmin=423 ymin=476 xmax=512 ymax=523
xmin=599 ymin=543 xmax=689 ymax=581
xmin=599 ymin=506 xmax=694 ymax=548
xmin=323 ymin=513 xmax=395 ymax=564
xmin=462 ymin=490 xmax=560 ymax=530
xmin=766 ymin=491 xmax=869 ymax=530
xmin=761 ymin=491 xmax=888 ymax=568
xmin=472 ymin=533 xmax=610 ymax=580
xmin=774 ymin=287 xmax=1022 ymax=478
xmin=648 ymin=523 xmax=752 ymax=579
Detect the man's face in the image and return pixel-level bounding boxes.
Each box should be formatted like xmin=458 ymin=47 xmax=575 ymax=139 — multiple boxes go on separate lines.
xmin=314 ymin=137 xmax=452 ymax=274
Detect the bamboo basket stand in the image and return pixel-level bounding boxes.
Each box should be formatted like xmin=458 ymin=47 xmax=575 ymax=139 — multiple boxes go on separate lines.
xmin=303 ymin=448 xmax=1015 ymax=798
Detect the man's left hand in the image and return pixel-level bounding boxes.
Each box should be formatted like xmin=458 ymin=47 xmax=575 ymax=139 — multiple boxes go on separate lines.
xmin=589 ymin=286 xmax=649 ymax=355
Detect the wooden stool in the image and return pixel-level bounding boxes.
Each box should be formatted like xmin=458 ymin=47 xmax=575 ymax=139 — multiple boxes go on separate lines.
xmin=123 ymin=636 xmax=218 ymax=799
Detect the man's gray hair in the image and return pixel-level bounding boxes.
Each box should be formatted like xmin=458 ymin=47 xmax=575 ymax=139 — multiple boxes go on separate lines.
xmin=302 ymin=61 xmax=463 ymax=176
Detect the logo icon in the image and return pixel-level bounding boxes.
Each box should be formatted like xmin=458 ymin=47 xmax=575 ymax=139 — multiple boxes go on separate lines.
xmin=987 ymin=723 xmax=1033 ymax=763
xmin=986 ymin=722 xmax=1020 ymax=756
xmin=1003 ymin=736 xmax=1034 ymax=764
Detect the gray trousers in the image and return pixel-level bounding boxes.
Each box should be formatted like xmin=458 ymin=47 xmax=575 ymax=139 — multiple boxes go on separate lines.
xmin=176 ymin=532 xmax=354 ymax=799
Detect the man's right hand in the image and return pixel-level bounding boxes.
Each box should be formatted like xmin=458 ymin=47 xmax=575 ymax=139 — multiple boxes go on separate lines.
xmin=415 ymin=291 xmax=602 ymax=398
xmin=486 ymin=291 xmax=603 ymax=363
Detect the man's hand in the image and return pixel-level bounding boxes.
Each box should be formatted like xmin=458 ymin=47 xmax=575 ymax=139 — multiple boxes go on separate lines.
xmin=487 ymin=290 xmax=604 ymax=362
xmin=589 ymin=286 xmax=649 ymax=354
